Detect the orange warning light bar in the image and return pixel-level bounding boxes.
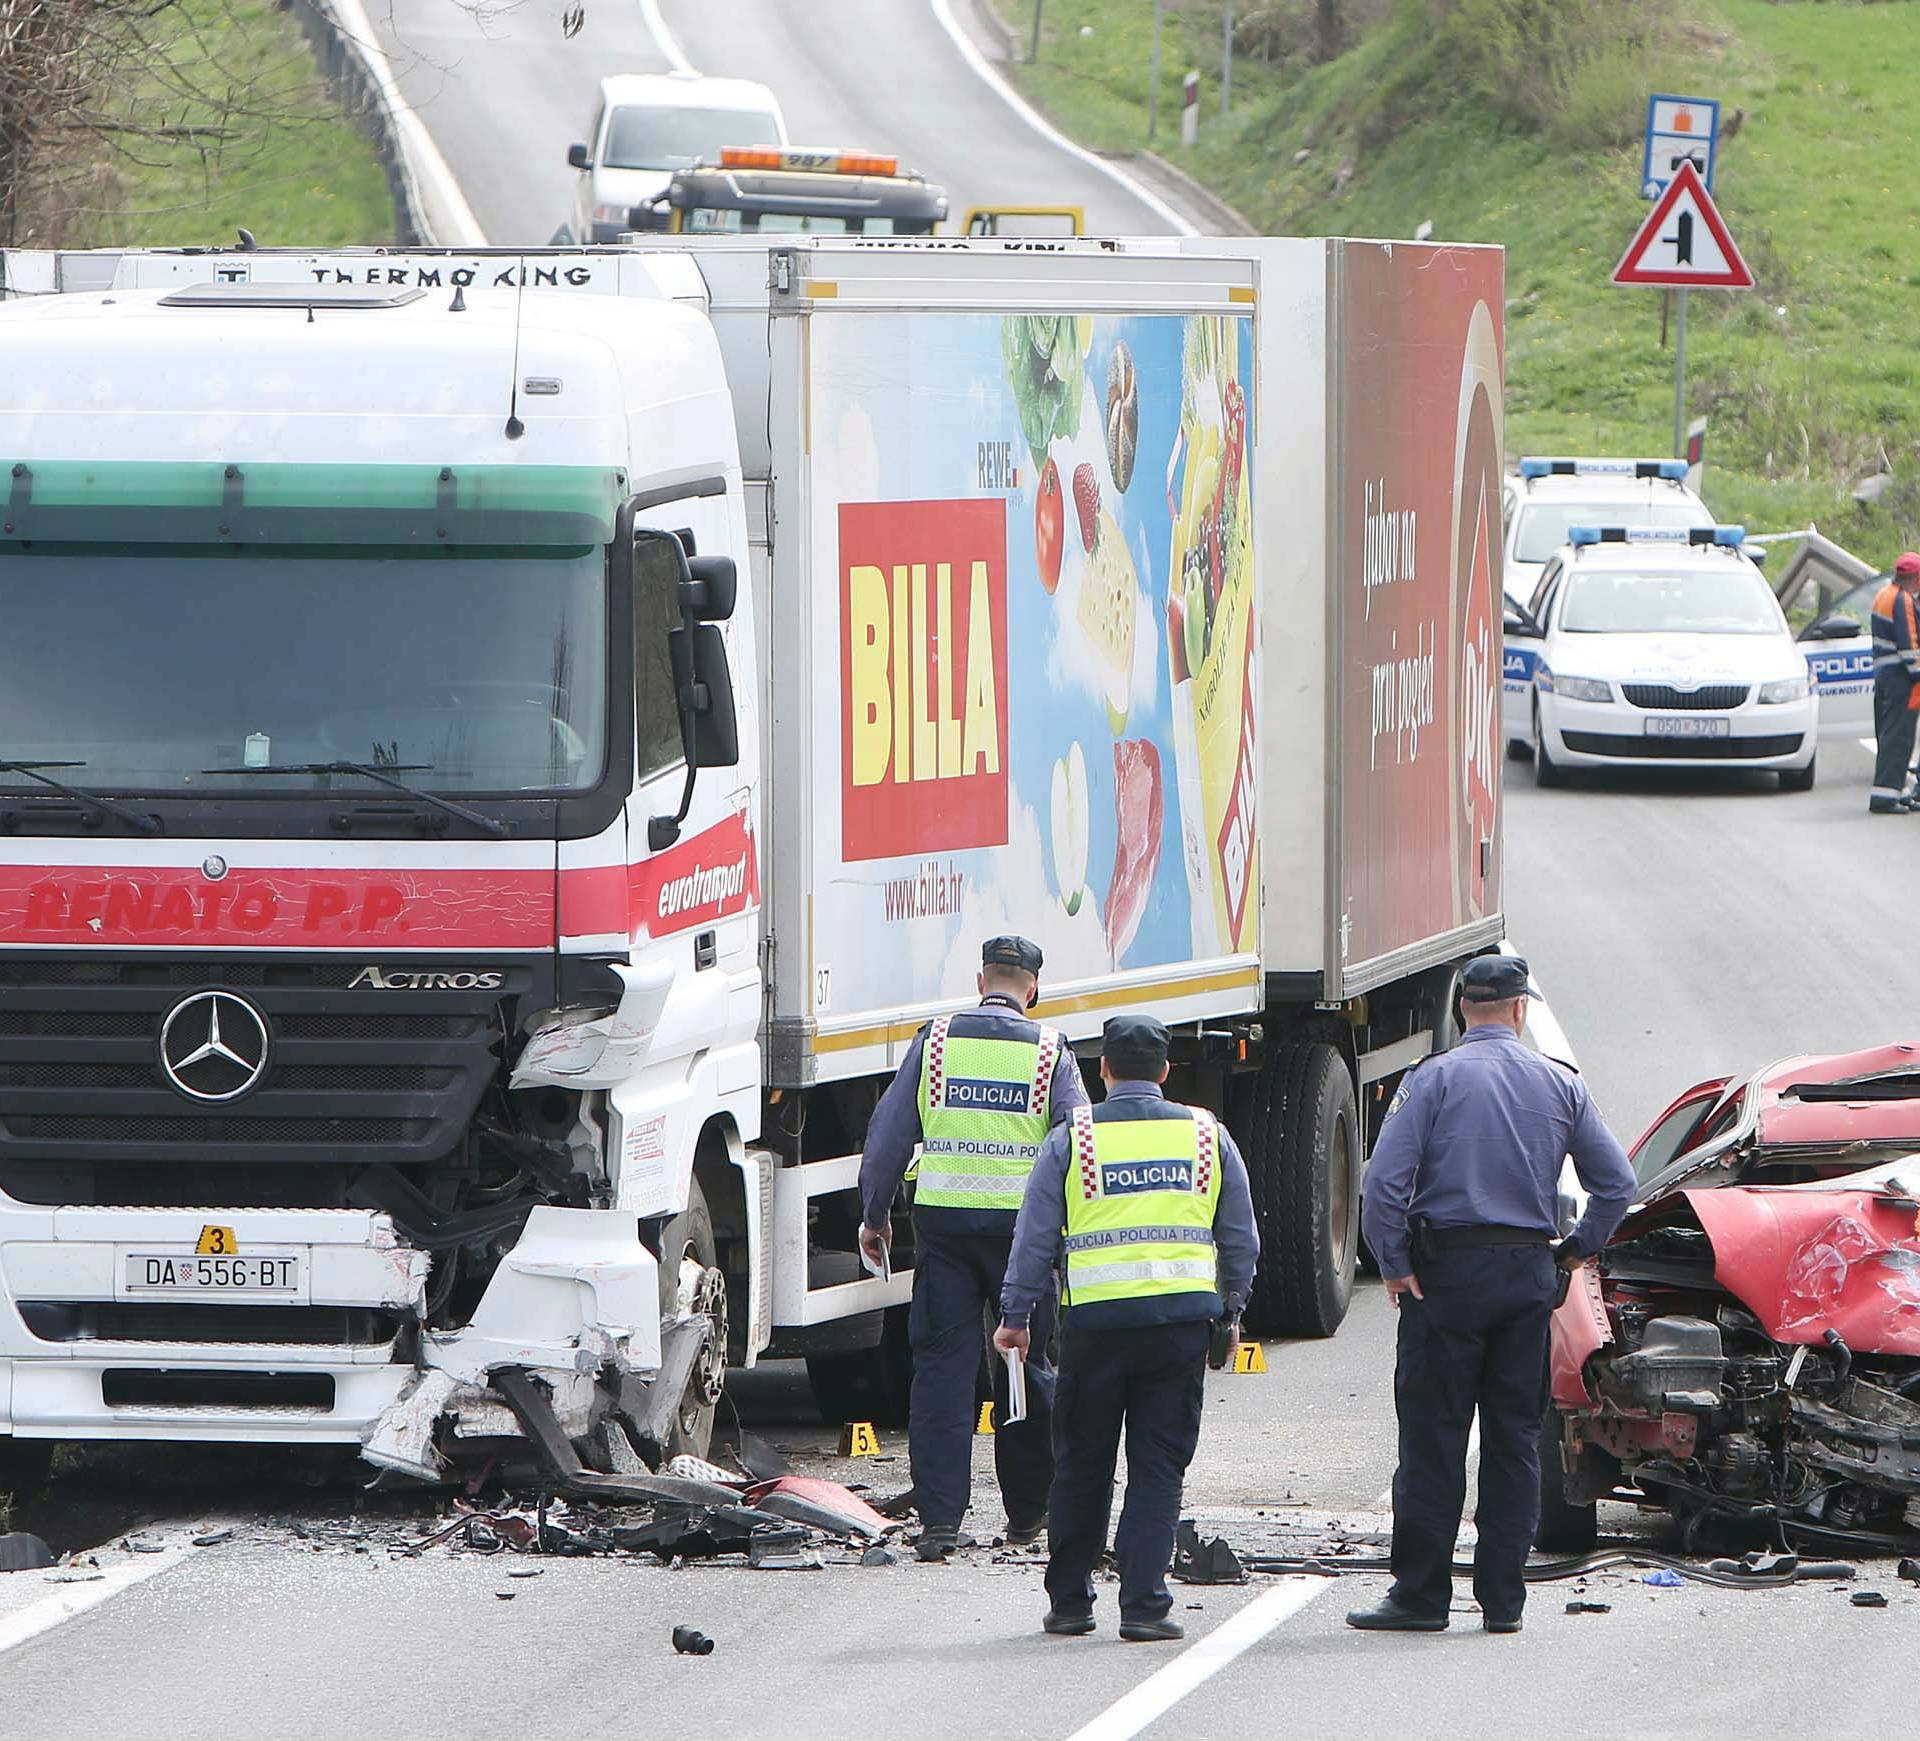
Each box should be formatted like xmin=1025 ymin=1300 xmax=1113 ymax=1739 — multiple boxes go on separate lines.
xmin=718 ymin=146 xmax=901 ymax=177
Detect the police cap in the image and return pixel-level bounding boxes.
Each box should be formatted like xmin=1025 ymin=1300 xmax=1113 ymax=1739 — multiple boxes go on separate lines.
xmin=982 ymin=935 xmax=1043 ymax=974
xmin=1459 ymin=954 xmax=1538 ymax=1003
xmin=1102 ymin=1013 xmax=1170 ymax=1077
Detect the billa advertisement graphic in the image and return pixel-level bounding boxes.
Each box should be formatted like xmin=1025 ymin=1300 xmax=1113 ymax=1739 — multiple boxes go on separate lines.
xmin=808 ymin=310 xmax=1257 ymax=1019
xmin=1336 ymin=245 xmax=1505 ymax=973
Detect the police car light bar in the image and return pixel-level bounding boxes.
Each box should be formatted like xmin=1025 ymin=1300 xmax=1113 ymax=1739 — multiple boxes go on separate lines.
xmin=719 ymin=146 xmax=901 ymax=177
xmin=1568 ymin=524 xmax=1746 ymax=548
xmin=1518 ymin=458 xmax=1689 ymax=482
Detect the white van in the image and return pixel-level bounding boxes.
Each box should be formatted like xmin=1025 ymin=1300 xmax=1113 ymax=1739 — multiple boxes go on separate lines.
xmin=569 ymin=73 xmax=787 ymax=242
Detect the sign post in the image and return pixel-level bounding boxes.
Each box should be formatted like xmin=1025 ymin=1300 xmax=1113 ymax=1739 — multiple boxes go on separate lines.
xmin=1612 ymin=160 xmax=1753 ymax=458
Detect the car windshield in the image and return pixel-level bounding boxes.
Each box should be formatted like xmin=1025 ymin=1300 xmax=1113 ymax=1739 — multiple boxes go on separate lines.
xmin=1559 ymin=564 xmax=1783 ymax=636
xmin=1514 ymin=500 xmax=1707 ymax=564
xmin=603 ymin=106 xmax=781 ymax=171
xmin=0 ymin=545 xmax=607 ymax=794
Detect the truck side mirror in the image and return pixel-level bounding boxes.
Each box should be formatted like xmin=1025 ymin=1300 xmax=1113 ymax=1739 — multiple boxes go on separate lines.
xmin=568 ymin=142 xmax=591 ymax=170
xmin=681 ymin=555 xmax=737 ymax=623
xmin=670 ymin=625 xmax=740 ymax=768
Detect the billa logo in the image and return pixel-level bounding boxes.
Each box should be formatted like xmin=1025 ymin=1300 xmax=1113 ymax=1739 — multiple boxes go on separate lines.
xmin=839 ymin=499 xmax=1009 ymax=863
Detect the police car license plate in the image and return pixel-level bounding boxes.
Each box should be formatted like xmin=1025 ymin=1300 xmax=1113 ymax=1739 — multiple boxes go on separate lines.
xmin=122 ymin=1253 xmax=301 ymax=1295
xmin=1644 ymin=716 xmax=1731 ymax=739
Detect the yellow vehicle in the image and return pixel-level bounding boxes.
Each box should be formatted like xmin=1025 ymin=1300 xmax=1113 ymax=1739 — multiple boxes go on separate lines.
xmin=657 ymin=148 xmax=1087 ymax=239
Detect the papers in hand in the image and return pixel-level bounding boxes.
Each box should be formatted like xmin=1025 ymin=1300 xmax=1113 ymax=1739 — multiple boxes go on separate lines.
xmin=860 ymin=1237 xmax=891 ymax=1282
xmin=1001 ymin=1346 xmax=1028 ymax=1425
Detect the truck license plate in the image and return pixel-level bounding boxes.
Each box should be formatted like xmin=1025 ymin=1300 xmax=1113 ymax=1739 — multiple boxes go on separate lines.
xmin=123 ymin=1253 xmax=301 ymax=1295
xmin=1644 ymin=715 xmax=1731 ymax=739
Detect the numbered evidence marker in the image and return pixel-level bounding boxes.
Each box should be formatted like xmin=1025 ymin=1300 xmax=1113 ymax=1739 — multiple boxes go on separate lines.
xmin=1611 ymin=163 xmax=1754 ymax=290
xmin=976 ymin=1401 xmax=995 ymax=1435
xmin=1231 ymin=1340 xmax=1268 ymax=1374
xmin=839 ymin=1421 xmax=882 ymax=1457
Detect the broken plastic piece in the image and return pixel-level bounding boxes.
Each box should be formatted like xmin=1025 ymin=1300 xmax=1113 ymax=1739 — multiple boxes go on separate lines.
xmin=0 ymin=1533 xmax=54 ymax=1572
xmin=672 ymin=1626 xmax=715 ymax=1656
xmin=1565 ymin=1601 xmax=1612 ymax=1614
xmin=1897 ymin=1558 xmax=1920 ymax=1584
xmin=191 ymin=1529 xmax=234 ymax=1548
xmin=740 ymin=1476 xmax=894 ymax=1540
xmin=860 ymin=1544 xmax=900 ymax=1567
xmin=1851 ymin=1590 xmax=1889 ymax=1608
xmin=1171 ymin=1519 xmax=1247 ymax=1586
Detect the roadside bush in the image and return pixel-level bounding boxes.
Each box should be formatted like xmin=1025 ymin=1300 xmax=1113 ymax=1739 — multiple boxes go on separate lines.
xmin=1426 ymin=0 xmax=1699 ymax=149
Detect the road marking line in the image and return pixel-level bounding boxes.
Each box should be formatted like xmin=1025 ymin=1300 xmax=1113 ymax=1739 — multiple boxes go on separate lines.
xmin=1063 ymin=1578 xmax=1329 ymax=1741
xmin=0 ymin=1541 xmax=191 ymax=1658
xmin=640 ymin=0 xmax=697 ymax=75
xmin=926 ymin=0 xmax=1198 ymax=237
xmin=324 ymin=0 xmax=487 ymax=245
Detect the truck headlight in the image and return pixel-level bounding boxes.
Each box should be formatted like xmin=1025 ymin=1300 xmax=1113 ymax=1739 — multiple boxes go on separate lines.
xmin=1549 ymin=675 xmax=1612 ymax=703
xmin=592 ymin=203 xmax=630 ymax=225
xmin=1759 ymin=675 xmax=1809 ymax=704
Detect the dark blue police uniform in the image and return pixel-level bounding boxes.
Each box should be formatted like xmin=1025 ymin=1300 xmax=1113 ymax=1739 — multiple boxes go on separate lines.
xmin=858 ymin=942 xmax=1087 ymax=1545
xmin=1353 ymin=956 xmax=1635 ymax=1631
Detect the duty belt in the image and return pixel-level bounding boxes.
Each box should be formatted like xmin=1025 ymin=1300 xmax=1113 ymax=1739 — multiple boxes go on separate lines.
xmin=1421 ymin=1223 xmax=1552 ymax=1253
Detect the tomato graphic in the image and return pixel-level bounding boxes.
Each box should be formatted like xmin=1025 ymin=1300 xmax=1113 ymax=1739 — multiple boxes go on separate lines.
xmin=1035 ymin=459 xmax=1065 ymax=595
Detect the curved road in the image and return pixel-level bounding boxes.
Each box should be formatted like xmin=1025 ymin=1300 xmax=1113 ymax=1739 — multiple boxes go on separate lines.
xmin=370 ymin=0 xmax=1180 ymax=245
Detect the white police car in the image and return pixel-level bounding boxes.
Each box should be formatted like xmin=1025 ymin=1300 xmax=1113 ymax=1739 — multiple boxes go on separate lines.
xmin=1503 ymin=458 xmax=1712 ymax=608
xmin=1503 ymin=525 xmax=1820 ymax=790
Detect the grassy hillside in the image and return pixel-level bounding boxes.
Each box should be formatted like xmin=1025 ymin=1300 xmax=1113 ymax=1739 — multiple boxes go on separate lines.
xmin=18 ymin=0 xmax=393 ymax=249
xmin=1006 ymin=0 xmax=1920 ymax=565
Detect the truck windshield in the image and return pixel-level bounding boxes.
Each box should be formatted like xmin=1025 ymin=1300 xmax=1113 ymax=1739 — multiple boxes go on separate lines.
xmin=604 ymin=106 xmax=782 ymax=171
xmin=0 ymin=545 xmax=607 ymax=795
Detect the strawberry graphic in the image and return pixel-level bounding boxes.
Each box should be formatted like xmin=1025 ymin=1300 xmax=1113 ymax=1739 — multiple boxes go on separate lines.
xmin=1072 ymin=462 xmax=1100 ymax=552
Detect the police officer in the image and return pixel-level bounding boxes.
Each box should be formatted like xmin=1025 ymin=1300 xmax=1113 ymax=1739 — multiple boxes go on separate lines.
xmin=1869 ymin=551 xmax=1920 ymax=815
xmin=859 ymin=936 xmax=1087 ymax=1561
xmin=994 ymin=1014 xmax=1258 ymax=1642
xmin=1347 ymin=956 xmax=1635 ymax=1635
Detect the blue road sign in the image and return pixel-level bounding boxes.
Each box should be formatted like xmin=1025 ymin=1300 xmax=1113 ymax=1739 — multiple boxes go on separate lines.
xmin=1642 ymin=93 xmax=1720 ymax=199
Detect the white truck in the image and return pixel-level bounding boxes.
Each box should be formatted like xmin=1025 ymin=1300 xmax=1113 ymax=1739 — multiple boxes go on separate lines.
xmin=0 ymin=236 xmax=1506 ymax=1484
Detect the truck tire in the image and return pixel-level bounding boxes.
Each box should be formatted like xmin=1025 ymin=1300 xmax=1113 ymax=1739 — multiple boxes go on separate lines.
xmin=657 ymin=1178 xmax=727 ymax=1463
xmin=1231 ymin=1041 xmax=1360 ymax=1339
xmin=806 ymin=1305 xmax=912 ymax=1427
xmin=1534 ymin=1405 xmax=1599 ymax=1554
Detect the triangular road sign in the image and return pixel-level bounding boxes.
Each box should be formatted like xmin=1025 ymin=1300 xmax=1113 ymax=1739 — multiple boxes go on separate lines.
xmin=1612 ymin=161 xmax=1753 ymax=289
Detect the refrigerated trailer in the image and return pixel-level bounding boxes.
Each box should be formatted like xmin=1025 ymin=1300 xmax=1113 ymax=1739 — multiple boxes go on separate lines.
xmin=0 ymin=236 xmax=1504 ymax=1477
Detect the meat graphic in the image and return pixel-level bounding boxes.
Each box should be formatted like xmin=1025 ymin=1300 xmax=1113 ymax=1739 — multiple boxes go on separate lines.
xmin=1105 ymin=739 xmax=1164 ymax=963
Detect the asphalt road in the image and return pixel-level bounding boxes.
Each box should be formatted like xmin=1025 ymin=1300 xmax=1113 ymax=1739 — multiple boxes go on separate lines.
xmin=370 ymin=0 xmax=1181 ymax=247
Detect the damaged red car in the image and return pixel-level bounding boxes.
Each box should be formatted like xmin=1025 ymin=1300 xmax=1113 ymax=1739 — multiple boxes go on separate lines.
xmin=1541 ymin=1044 xmax=1920 ymax=1555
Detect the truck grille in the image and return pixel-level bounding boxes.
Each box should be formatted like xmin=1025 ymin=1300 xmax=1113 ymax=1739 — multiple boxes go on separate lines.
xmin=0 ymin=954 xmax=525 ymax=1173
xmin=1620 ymin=683 xmax=1750 ymax=710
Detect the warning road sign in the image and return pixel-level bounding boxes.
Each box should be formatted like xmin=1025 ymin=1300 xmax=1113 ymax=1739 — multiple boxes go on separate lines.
xmin=1612 ymin=163 xmax=1753 ymax=290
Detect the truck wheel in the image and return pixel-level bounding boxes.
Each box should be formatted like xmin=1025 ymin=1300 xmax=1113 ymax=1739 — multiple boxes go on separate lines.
xmin=1232 ymin=1041 xmax=1360 ymax=1338
xmin=806 ymin=1305 xmax=912 ymax=1427
xmin=1534 ymin=1405 xmax=1598 ymax=1554
xmin=657 ymin=1178 xmax=727 ymax=1463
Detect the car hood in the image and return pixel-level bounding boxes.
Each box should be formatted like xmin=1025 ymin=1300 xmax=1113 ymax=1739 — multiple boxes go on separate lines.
xmin=1547 ymin=631 xmax=1801 ymax=685
xmin=1684 ymin=1159 xmax=1920 ymax=1354
xmin=588 ymin=166 xmax=672 ymax=212
xmin=1753 ymin=1043 xmax=1920 ymax=1149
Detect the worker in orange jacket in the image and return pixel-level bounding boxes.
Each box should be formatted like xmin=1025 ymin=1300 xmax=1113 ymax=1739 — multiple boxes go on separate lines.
xmin=1869 ymin=552 xmax=1920 ymax=815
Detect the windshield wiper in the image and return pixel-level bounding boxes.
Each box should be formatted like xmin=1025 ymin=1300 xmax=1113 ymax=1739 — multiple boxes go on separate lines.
xmin=201 ymin=761 xmax=510 ymax=838
xmin=0 ymin=760 xmax=162 ymax=835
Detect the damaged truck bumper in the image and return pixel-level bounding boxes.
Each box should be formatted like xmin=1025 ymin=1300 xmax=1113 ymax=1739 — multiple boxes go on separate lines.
xmin=0 ymin=1199 xmax=658 ymax=1473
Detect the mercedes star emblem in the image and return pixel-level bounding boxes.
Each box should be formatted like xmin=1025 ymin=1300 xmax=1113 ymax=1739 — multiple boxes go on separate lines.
xmin=158 ymin=990 xmax=270 ymax=1102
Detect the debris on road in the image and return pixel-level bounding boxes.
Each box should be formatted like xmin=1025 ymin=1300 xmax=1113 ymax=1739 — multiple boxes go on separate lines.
xmin=1565 ymin=1601 xmax=1612 ymax=1614
xmin=1172 ymin=1520 xmax=1248 ymax=1585
xmin=672 ymin=1627 xmax=716 ymax=1656
xmin=1851 ymin=1590 xmax=1889 ymax=1608
xmin=1643 ymin=1569 xmax=1684 ymax=1588
xmin=1898 ymin=1558 xmax=1920 ymax=1583
xmin=191 ymin=1529 xmax=235 ymax=1548
xmin=859 ymin=1544 xmax=900 ymax=1567
xmin=0 ymin=1532 xmax=54 ymax=1572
